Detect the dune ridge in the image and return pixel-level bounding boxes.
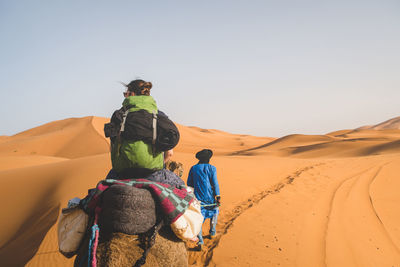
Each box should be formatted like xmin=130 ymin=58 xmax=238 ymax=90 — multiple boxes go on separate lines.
xmin=0 ymin=116 xmax=110 ymax=159
xmin=0 ymin=116 xmax=399 ymax=266
xmin=356 ymin=116 xmax=400 ymax=130
xmin=175 ymin=123 xmax=275 ymax=154
xmin=232 ymin=129 xmax=400 ymax=158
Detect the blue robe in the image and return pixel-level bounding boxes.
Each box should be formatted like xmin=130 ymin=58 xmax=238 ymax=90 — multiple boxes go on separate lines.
xmin=187 ymin=163 xmax=220 ymax=218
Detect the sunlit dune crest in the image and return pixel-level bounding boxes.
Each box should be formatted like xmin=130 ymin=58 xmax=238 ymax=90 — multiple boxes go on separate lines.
xmin=233 ymin=127 xmax=400 ymax=158
xmin=0 ymin=116 xmax=399 ymax=266
xmin=356 ymin=116 xmax=400 ymax=130
xmin=0 ymin=116 xmax=110 ymax=159
xmin=175 ymin=123 xmax=275 ymax=154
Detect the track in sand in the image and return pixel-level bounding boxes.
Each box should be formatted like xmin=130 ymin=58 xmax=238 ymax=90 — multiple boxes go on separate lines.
xmin=189 ymin=158 xmax=400 ymax=267
xmin=188 ymin=163 xmax=323 ymax=266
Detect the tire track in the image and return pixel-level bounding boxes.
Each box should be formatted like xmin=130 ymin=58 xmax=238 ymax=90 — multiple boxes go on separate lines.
xmin=295 ymin=164 xmax=379 ymax=267
xmin=322 ymin=167 xmax=378 ymax=267
xmin=188 ymin=163 xmax=324 ymax=267
xmin=324 ymin=162 xmax=400 ymax=266
xmin=367 ymin=165 xmax=400 ymax=255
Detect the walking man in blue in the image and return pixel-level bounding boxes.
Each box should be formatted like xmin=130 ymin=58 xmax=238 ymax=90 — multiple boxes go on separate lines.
xmin=187 ymin=149 xmax=220 ymax=250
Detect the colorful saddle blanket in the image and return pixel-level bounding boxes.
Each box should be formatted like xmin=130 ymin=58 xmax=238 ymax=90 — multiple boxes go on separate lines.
xmin=80 ymin=179 xmax=194 ymax=224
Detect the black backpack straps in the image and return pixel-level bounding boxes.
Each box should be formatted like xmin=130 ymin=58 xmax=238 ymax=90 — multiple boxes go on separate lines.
xmin=152 ymin=111 xmax=157 ymax=153
xmin=120 ymin=104 xmax=136 ymax=133
xmin=120 ymin=110 xmax=130 ymax=133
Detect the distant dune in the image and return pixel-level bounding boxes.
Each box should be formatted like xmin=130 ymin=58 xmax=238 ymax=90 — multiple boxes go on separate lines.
xmin=175 ymin=124 xmax=275 ymax=155
xmin=356 ymin=116 xmax=400 ymax=130
xmin=232 ymin=128 xmax=400 ymax=158
xmin=0 ymin=116 xmax=399 ymax=267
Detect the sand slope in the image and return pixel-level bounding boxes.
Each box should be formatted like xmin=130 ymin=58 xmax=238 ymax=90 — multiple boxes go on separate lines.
xmin=233 ymin=129 xmax=400 ymax=158
xmin=0 ymin=116 xmax=399 ymax=267
xmin=0 ymin=155 xmax=67 ymax=171
xmin=357 ymin=116 xmax=400 ymax=130
xmin=0 ymin=116 xmax=109 ymax=158
xmin=175 ymin=124 xmax=275 ymax=155
xmin=211 ymin=156 xmax=400 ymax=267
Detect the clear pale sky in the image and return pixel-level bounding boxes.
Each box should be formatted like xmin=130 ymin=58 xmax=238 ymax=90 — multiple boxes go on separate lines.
xmin=1 ymin=1 xmax=399 ymax=137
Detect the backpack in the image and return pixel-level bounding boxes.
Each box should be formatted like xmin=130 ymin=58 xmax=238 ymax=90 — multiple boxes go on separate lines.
xmin=104 ymin=102 xmax=180 ymax=152
xmin=104 ymin=96 xmax=180 ymax=173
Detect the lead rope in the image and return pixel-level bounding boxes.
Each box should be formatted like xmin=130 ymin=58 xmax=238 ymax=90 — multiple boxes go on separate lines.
xmin=201 ymin=203 xmax=217 ymax=207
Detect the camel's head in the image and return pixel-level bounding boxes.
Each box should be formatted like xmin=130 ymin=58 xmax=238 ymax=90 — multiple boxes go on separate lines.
xmin=165 ymin=161 xmax=184 ymax=177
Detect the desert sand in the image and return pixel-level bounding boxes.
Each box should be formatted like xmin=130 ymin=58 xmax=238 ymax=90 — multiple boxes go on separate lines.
xmin=0 ymin=116 xmax=399 ymax=266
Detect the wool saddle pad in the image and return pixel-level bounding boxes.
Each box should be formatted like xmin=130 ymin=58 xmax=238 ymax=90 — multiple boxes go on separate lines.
xmin=99 ymin=185 xmax=159 ymax=235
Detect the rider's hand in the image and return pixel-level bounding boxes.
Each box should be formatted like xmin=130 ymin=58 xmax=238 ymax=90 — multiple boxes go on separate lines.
xmin=215 ymin=195 xmax=221 ymax=207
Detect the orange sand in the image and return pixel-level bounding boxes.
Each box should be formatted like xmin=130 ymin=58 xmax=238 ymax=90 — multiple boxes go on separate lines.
xmin=0 ymin=116 xmax=399 ymax=266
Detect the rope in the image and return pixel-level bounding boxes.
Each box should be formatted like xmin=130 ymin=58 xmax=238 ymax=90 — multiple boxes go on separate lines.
xmin=88 ymin=207 xmax=101 ymax=267
xmin=201 ymin=203 xmax=217 ymax=207
xmin=133 ymin=220 xmax=163 ymax=267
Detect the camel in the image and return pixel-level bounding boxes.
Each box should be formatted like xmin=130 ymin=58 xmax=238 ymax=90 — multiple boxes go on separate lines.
xmin=165 ymin=160 xmax=184 ymax=178
xmin=74 ymin=162 xmax=188 ymax=267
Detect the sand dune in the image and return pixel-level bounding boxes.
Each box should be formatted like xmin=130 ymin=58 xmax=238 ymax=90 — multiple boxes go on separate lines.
xmin=0 ymin=116 xmax=399 ymax=266
xmin=326 ymin=129 xmax=353 ymax=136
xmin=175 ymin=124 xmax=275 ymax=155
xmin=232 ymin=129 xmax=400 ymax=158
xmin=0 ymin=155 xmax=67 ymax=171
xmin=211 ymin=156 xmax=400 ymax=267
xmin=0 ymin=116 xmax=110 ymax=159
xmin=0 ymin=153 xmax=111 ymax=267
xmin=0 ymin=136 xmax=9 ymax=143
xmin=231 ymin=134 xmax=337 ymax=156
xmin=357 ymin=116 xmax=400 ymax=130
